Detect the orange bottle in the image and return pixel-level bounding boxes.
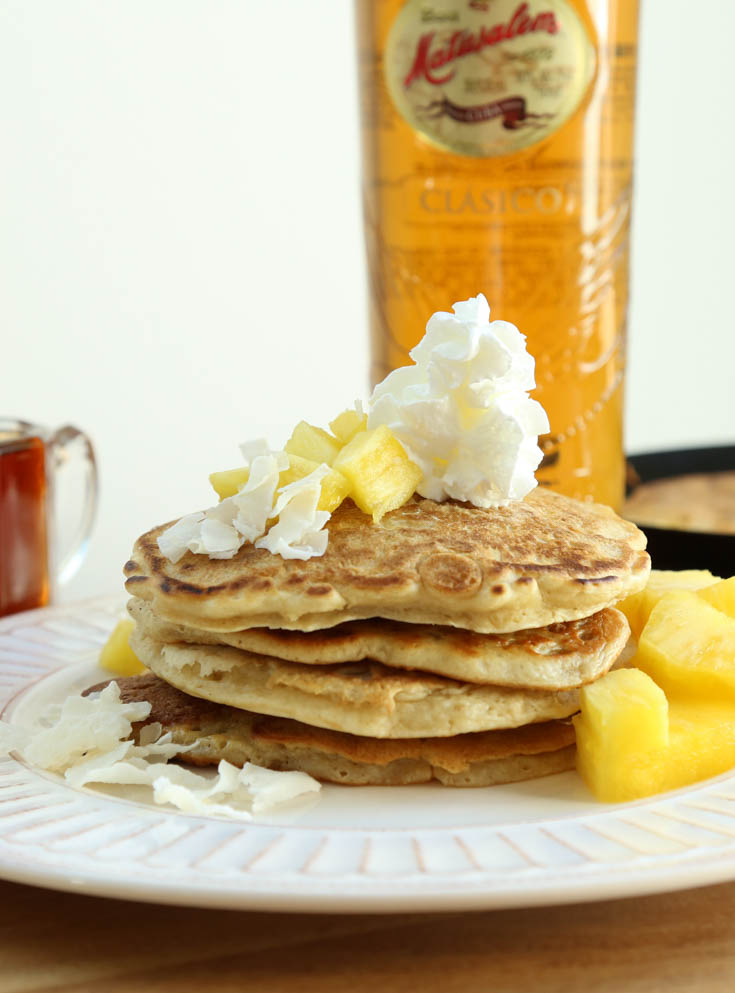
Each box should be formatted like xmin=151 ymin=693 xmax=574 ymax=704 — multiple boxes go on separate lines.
xmin=355 ymin=0 xmax=639 ymax=508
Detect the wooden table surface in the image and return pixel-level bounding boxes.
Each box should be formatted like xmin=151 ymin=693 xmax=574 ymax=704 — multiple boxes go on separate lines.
xmin=1 ymin=877 xmax=734 ymax=993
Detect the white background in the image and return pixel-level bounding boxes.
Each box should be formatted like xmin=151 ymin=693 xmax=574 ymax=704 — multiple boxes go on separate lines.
xmin=1 ymin=0 xmax=733 ymax=602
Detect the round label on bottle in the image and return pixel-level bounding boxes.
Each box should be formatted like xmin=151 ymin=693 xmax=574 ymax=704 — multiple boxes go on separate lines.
xmin=385 ymin=0 xmax=595 ymax=157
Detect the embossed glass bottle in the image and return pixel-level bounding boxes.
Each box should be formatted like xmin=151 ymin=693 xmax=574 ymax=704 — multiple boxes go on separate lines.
xmin=355 ymin=0 xmax=639 ymax=508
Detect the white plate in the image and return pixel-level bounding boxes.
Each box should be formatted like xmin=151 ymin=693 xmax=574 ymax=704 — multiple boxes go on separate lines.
xmin=3 ymin=598 xmax=735 ymax=913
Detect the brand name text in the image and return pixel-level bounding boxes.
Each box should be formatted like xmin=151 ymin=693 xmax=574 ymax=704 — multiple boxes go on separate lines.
xmin=403 ymin=2 xmax=559 ymax=88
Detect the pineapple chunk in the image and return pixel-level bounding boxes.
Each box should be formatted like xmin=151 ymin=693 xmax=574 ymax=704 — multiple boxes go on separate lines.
xmin=577 ymin=668 xmax=669 ymax=752
xmin=275 ymin=455 xmax=351 ymax=512
xmin=698 ymin=577 xmax=735 ymax=619
xmin=617 ymin=569 xmax=720 ymax=640
xmin=329 ymin=408 xmax=368 ymax=444
xmin=99 ymin=618 xmax=146 ymax=676
xmin=333 ymin=425 xmax=422 ymax=522
xmin=317 ymin=467 xmax=352 ymax=513
xmin=285 ymin=421 xmax=341 ymax=466
xmin=635 ymin=591 xmax=735 ymax=699
xmin=210 ymin=455 xmax=350 ymax=514
xmin=575 ymin=669 xmax=669 ymax=801
xmin=278 ymin=454 xmax=320 ymax=487
xmin=209 ymin=467 xmax=251 ymax=501
xmin=576 ymin=672 xmax=735 ymax=802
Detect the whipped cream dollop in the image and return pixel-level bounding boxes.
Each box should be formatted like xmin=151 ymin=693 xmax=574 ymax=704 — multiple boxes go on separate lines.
xmin=158 ymin=450 xmax=331 ymax=563
xmin=368 ymin=294 xmax=550 ymax=507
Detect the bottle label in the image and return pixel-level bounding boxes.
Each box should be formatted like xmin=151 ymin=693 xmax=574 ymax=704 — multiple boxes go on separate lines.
xmin=385 ymin=0 xmax=595 ymax=157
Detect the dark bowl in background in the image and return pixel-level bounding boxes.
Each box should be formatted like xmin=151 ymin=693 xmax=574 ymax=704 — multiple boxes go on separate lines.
xmin=625 ymin=445 xmax=735 ymax=574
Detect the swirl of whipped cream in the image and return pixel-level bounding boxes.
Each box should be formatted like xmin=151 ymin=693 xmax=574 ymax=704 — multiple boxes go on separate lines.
xmin=367 ymin=294 xmax=550 ymax=507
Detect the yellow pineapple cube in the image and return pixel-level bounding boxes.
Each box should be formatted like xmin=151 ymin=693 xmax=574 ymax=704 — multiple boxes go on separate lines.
xmin=657 ymin=700 xmax=735 ymax=796
xmin=285 ymin=421 xmax=341 ymax=466
xmin=329 ymin=408 xmax=368 ymax=444
xmin=317 ymin=467 xmax=352 ymax=513
xmin=577 ymin=668 xmax=669 ymax=752
xmin=576 ymin=672 xmax=735 ymax=802
xmin=277 ymin=454 xmax=320 ymax=487
xmin=272 ymin=455 xmax=350 ymax=513
xmin=333 ymin=425 xmax=422 ymax=522
xmin=617 ymin=569 xmax=720 ymax=640
xmin=574 ymin=669 xmax=669 ymax=801
xmin=698 ymin=577 xmax=735 ymax=619
xmin=209 ymin=467 xmax=251 ymax=500
xmin=99 ymin=618 xmax=146 ymax=676
xmin=635 ymin=591 xmax=735 ymax=699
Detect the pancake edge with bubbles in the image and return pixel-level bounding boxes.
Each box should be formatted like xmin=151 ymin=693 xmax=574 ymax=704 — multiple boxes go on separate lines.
xmin=129 ymin=598 xmax=629 ymax=691
xmin=124 ymin=490 xmax=650 ymax=635
xmin=131 ymin=629 xmax=583 ymax=739
xmin=87 ymin=674 xmax=577 ymax=788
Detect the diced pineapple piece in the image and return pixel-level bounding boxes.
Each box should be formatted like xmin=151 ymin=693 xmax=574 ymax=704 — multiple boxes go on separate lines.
xmin=577 ymin=687 xmax=735 ymax=803
xmin=318 ymin=467 xmax=352 ymax=513
xmin=278 ymin=454 xmax=320 ymax=487
xmin=209 ymin=467 xmax=251 ymax=501
xmin=617 ymin=569 xmax=720 ymax=640
xmin=574 ymin=669 xmax=669 ymax=801
xmin=577 ymin=668 xmax=669 ymax=752
xmin=635 ymin=591 xmax=735 ymax=699
xmin=333 ymin=425 xmax=422 ymax=522
xmin=277 ymin=454 xmax=351 ymax=512
xmin=285 ymin=421 xmax=341 ymax=466
xmin=329 ymin=408 xmax=368 ymax=444
xmin=699 ymin=577 xmax=735 ymax=619
xmin=99 ymin=618 xmax=146 ymax=676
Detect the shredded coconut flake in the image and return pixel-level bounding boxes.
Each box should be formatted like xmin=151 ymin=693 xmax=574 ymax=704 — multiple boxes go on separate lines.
xmin=255 ymin=466 xmax=331 ymax=560
xmin=238 ymin=438 xmax=271 ymax=464
xmin=238 ymin=763 xmax=321 ymax=814
xmin=23 ymin=683 xmax=150 ymax=772
xmin=231 ymin=452 xmax=288 ymax=543
xmin=156 ymin=513 xmax=206 ymax=565
xmin=158 ymin=447 xmax=331 ymax=565
xmin=1 ymin=683 xmax=321 ymax=821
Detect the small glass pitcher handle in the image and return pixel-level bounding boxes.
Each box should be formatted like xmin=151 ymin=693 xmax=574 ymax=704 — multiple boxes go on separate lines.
xmin=46 ymin=425 xmax=99 ymax=585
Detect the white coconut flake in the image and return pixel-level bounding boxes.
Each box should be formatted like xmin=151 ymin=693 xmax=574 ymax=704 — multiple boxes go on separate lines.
xmin=238 ymin=437 xmax=271 ymax=464
xmin=368 ymin=293 xmax=550 ymax=507
xmin=23 ymin=682 xmax=150 ymax=773
xmin=255 ymin=466 xmax=331 ymax=560
xmin=156 ymin=451 xmax=291 ymax=562
xmin=239 ymin=762 xmax=321 ymax=814
xmin=156 ymin=512 xmax=206 ymax=564
xmin=232 ymin=452 xmax=288 ymax=543
xmin=157 ymin=441 xmax=332 ymax=564
xmin=1 ymin=683 xmax=321 ymax=821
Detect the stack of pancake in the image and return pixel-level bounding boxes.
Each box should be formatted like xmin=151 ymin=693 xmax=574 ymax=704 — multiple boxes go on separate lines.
xmin=118 ymin=489 xmax=649 ymax=787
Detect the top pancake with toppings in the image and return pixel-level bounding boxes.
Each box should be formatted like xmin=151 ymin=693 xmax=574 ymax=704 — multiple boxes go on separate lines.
xmin=124 ymin=489 xmax=649 ymax=634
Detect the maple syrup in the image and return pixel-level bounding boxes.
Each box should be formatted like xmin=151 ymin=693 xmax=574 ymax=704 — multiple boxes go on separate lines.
xmin=0 ymin=432 xmax=49 ymax=617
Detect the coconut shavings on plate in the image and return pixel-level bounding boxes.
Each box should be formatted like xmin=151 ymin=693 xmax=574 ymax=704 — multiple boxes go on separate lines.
xmin=0 ymin=682 xmax=320 ymax=821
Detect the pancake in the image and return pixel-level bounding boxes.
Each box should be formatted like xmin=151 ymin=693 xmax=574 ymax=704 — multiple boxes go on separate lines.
xmin=132 ymin=629 xmax=583 ymax=738
xmin=92 ymin=673 xmax=576 ymax=787
xmin=124 ymin=490 xmax=650 ymax=634
xmin=129 ymin=597 xmax=629 ymax=691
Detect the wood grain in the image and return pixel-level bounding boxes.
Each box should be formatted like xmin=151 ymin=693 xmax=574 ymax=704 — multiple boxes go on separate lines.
xmin=0 ymin=878 xmax=733 ymax=993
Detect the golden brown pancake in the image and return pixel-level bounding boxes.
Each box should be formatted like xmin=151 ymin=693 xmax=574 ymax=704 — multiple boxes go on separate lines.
xmin=124 ymin=490 xmax=650 ymax=634
xmin=132 ymin=629 xmax=584 ymax=738
xmin=625 ymin=471 xmax=735 ymax=535
xmin=89 ymin=674 xmax=576 ymax=787
xmin=129 ymin=597 xmax=629 ymax=691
